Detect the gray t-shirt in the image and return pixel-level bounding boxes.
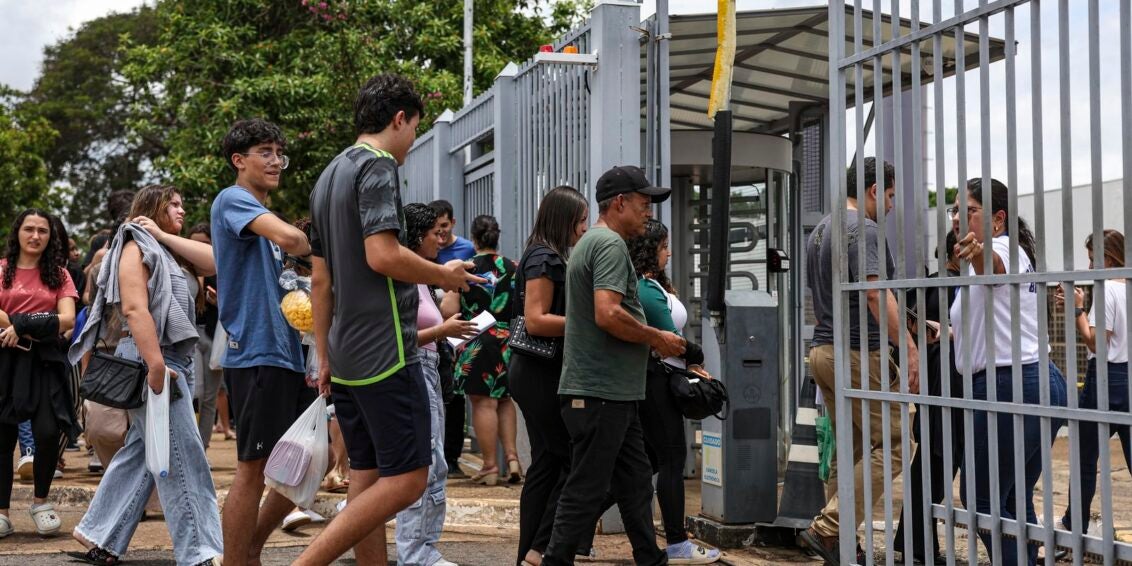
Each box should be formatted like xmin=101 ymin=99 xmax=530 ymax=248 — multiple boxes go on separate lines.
xmin=807 ymin=211 xmax=895 ymax=351
xmin=309 ymin=143 xmax=419 ymax=385
xmin=559 ymin=226 xmax=650 ymax=401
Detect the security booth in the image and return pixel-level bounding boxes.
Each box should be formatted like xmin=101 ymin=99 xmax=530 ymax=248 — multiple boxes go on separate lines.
xmin=398 ymin=0 xmax=1018 ymax=555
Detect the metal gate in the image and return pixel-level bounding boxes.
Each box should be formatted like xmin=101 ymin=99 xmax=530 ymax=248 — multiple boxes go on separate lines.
xmin=827 ymin=1 xmax=1132 ymax=564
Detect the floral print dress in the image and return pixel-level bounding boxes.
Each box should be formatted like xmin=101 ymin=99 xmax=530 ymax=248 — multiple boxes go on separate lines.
xmin=455 ymin=253 xmax=518 ymax=399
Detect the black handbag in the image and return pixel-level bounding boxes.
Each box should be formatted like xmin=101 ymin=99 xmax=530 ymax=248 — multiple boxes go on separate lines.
xmin=507 ymin=249 xmax=560 ymax=360
xmin=78 ymin=313 xmax=147 ymax=410
xmin=508 ymin=315 xmax=558 ymax=359
xmin=665 ymin=363 xmax=728 ymax=421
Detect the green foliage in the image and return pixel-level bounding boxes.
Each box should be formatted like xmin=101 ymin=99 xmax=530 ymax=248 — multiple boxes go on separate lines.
xmin=0 ymin=90 xmax=59 ymax=231
xmin=117 ymin=0 xmax=588 ymax=226
xmin=22 ymin=8 xmax=160 ymax=235
xmin=928 ymin=186 xmax=959 ymax=208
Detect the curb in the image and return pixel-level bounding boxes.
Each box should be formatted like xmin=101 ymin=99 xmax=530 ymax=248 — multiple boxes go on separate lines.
xmin=17 ymin=485 xmax=521 ymax=529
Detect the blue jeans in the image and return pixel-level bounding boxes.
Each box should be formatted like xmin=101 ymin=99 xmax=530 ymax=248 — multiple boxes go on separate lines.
xmin=75 ymin=338 xmax=222 ymax=565
xmin=1061 ymin=359 xmax=1132 ymax=533
xmin=395 ymin=348 xmax=449 ymax=566
xmin=17 ymin=421 xmax=34 ymax=458
xmin=961 ymin=362 xmax=1068 ymax=566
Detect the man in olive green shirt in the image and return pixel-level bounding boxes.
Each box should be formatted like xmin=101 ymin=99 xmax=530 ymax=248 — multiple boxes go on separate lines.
xmin=543 ymin=165 xmax=686 ymax=566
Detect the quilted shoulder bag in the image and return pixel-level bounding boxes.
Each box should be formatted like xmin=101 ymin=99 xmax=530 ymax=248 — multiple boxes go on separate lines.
xmin=507 ymin=249 xmax=560 ymax=360
xmin=79 ymin=311 xmax=147 ymax=410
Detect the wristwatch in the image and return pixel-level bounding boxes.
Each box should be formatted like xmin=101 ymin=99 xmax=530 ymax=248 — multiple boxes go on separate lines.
xmin=1075 ymin=307 xmax=1085 ymax=318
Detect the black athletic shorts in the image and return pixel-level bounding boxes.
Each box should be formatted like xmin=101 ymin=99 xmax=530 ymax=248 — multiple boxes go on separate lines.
xmin=331 ymin=363 xmax=431 ymax=476
xmin=226 ymin=365 xmax=317 ymax=462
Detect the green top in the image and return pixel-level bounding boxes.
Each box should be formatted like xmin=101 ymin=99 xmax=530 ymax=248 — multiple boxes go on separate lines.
xmin=559 ymin=226 xmax=650 ymax=401
xmin=636 ymin=277 xmax=679 ymax=334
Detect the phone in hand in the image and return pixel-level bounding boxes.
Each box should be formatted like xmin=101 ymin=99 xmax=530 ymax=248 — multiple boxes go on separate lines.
xmin=13 ymin=337 xmax=33 ymax=351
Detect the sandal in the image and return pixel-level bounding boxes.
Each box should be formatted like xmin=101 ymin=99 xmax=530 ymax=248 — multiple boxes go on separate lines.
xmin=506 ymin=457 xmax=524 ymax=484
xmin=470 ymin=466 xmax=499 ymax=486
xmin=29 ymin=502 xmax=61 ymax=536
xmin=66 ymin=547 xmax=121 ymax=565
xmin=326 ymin=476 xmax=350 ymax=494
xmin=0 ymin=515 xmax=11 ymax=538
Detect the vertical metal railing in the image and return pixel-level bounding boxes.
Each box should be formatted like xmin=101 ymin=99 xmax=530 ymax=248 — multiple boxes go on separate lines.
xmin=828 ymin=1 xmax=1132 ymax=564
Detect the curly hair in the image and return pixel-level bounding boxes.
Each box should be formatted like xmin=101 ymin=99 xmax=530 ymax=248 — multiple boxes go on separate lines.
xmin=470 ymin=215 xmax=500 ymax=250
xmin=3 ymin=209 xmax=67 ymax=291
xmin=403 ymin=203 xmax=439 ymax=252
xmin=628 ymin=219 xmax=672 ymax=293
xmin=355 ymin=74 xmax=424 ymax=135
xmin=221 ymin=119 xmax=286 ymax=173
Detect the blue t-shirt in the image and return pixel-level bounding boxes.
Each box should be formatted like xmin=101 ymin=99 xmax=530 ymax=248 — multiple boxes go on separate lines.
xmin=210 ymin=186 xmax=305 ymax=372
xmin=436 ymin=236 xmax=475 ymax=264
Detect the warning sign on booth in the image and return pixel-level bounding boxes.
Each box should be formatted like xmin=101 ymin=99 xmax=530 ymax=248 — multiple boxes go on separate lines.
xmin=702 ymin=431 xmax=722 ymax=487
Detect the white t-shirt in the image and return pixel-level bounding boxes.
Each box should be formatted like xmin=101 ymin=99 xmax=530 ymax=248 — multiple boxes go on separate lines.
xmin=1087 ymin=280 xmax=1128 ymax=363
xmin=950 ymin=234 xmax=1043 ymax=374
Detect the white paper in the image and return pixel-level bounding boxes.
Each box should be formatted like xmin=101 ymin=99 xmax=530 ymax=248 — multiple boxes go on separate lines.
xmin=446 ymin=311 xmax=496 ymax=349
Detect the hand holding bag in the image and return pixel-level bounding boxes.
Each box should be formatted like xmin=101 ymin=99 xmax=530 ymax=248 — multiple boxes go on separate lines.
xmin=655 ymin=358 xmax=729 ymax=421
xmin=79 ymin=314 xmax=147 ymax=410
xmin=145 ymin=367 xmax=172 ymax=479
xmin=265 ymin=397 xmax=329 ymax=508
xmin=507 ymin=249 xmax=560 ymax=360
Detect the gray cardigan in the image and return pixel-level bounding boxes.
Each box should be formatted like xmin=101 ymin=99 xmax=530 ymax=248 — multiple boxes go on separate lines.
xmin=69 ymin=223 xmax=199 ymax=364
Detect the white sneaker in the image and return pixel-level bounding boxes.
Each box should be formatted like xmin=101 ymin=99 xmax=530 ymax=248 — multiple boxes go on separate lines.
xmin=433 ymin=559 xmax=459 ymax=566
xmin=53 ymin=468 xmax=63 ymax=480
xmin=336 ymin=499 xmax=347 ymax=514
xmin=16 ymin=455 xmax=33 ymax=482
xmin=281 ymin=509 xmax=312 ymax=532
xmin=303 ymin=508 xmax=326 ymax=523
xmin=666 ymin=540 xmax=721 ymax=564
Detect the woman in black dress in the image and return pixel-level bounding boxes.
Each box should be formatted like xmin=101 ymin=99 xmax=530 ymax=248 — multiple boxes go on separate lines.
xmin=508 ymin=187 xmax=589 ymax=566
xmin=444 ymin=215 xmax=521 ymax=486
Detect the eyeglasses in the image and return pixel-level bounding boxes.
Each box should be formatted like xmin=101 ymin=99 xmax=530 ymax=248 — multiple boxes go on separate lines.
xmin=241 ymin=150 xmax=290 ymax=169
xmin=946 ymin=205 xmax=981 ymax=218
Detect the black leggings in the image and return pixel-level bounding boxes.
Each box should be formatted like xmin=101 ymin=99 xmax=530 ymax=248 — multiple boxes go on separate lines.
xmin=0 ymin=399 xmax=61 ymax=508
xmin=510 ymin=354 xmax=571 ymax=563
xmin=638 ymin=366 xmax=689 ymax=546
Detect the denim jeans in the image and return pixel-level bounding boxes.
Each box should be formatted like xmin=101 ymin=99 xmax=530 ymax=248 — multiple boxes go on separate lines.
xmin=17 ymin=421 xmax=34 ymax=458
xmin=961 ymin=362 xmax=1067 ymax=566
xmin=1061 ymin=359 xmax=1132 ymax=533
xmin=395 ymin=348 xmax=449 ymax=566
xmin=74 ymin=338 xmax=222 ymax=565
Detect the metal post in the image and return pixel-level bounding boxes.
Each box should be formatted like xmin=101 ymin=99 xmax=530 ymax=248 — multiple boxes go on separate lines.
xmin=492 ymin=63 xmax=520 ymax=259
xmin=431 ymin=110 xmax=459 ymax=205
xmin=464 ymin=0 xmax=473 ymax=106
xmin=586 ymin=0 xmax=643 ymax=212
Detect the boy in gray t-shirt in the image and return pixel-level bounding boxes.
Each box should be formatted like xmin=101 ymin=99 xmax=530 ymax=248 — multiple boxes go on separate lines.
xmin=300 ymin=74 xmax=483 ymax=565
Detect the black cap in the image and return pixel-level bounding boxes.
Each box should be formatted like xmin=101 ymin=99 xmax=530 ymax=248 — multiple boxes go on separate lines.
xmin=594 ymin=165 xmax=671 ymax=203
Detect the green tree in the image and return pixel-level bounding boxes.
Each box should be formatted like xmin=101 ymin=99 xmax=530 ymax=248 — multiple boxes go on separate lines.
xmin=120 ymin=0 xmax=587 ymax=226
xmin=21 ymin=8 xmax=160 ymax=235
xmin=928 ymin=186 xmax=959 ymax=208
xmin=0 ymin=89 xmax=60 ymax=231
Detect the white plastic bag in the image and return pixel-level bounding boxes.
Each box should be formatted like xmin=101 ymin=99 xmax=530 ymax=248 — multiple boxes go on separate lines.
xmin=265 ymin=396 xmax=328 ymax=508
xmin=145 ymin=368 xmax=172 ymax=479
xmin=208 ymin=323 xmax=227 ymax=371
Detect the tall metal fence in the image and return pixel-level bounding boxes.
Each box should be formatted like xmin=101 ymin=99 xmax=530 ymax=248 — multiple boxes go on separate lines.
xmin=398 ymin=3 xmax=643 ymax=260
xmin=828 ymin=1 xmax=1132 ymax=565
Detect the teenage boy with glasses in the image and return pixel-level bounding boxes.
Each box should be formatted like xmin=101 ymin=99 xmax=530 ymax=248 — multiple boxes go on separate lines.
xmin=210 ymin=118 xmax=316 ymax=566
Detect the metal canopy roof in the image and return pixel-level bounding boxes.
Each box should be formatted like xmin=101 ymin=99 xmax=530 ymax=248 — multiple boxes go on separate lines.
xmin=645 ymin=5 xmax=1008 ymax=135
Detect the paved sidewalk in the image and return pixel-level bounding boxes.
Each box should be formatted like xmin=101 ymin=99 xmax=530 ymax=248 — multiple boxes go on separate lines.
xmin=7 ymin=432 xmax=1130 ymax=564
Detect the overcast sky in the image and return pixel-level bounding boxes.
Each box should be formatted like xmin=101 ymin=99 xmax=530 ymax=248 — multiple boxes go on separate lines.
xmin=2 ymin=0 xmax=1124 ymax=196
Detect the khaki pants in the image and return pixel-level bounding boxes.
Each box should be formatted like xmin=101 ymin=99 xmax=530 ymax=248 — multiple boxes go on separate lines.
xmin=808 ymin=344 xmax=912 ymax=538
